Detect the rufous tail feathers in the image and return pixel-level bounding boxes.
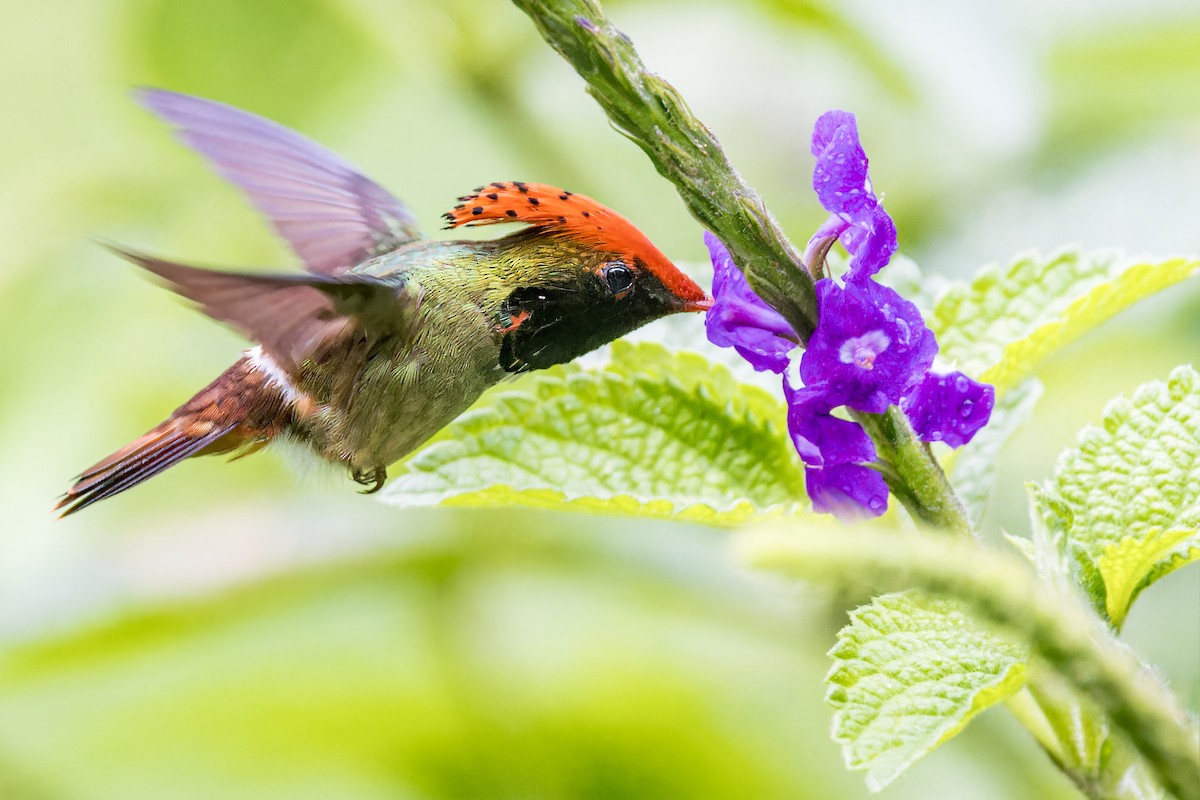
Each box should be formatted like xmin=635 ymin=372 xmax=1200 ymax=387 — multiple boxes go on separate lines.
xmin=56 ymin=357 xmax=289 ymax=517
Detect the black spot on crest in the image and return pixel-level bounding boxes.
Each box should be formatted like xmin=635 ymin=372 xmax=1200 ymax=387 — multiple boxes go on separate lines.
xmin=486 ymin=192 xmax=499 ymax=200
xmin=472 ymin=206 xmax=484 ymax=215
xmin=506 ymin=209 xmax=518 ymax=217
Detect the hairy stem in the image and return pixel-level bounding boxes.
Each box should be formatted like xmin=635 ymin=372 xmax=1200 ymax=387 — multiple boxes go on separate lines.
xmin=1017 ymin=669 xmax=1163 ymax=800
xmin=510 ymin=0 xmax=816 ymax=341
xmin=511 ymin=0 xmax=972 ymax=535
xmin=739 ymin=528 xmax=1200 ymax=800
xmin=854 ymin=407 xmax=972 ymax=536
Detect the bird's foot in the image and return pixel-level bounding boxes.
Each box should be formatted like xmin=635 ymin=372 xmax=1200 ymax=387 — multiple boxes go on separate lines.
xmin=352 ymin=465 xmax=387 ymax=494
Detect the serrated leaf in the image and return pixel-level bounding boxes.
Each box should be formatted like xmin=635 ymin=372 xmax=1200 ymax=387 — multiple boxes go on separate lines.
xmin=1024 ymin=485 xmax=1075 ymax=586
xmin=950 ymin=378 xmax=1043 ymax=526
xmin=381 ymin=341 xmax=805 ymax=522
xmin=440 ymin=486 xmax=775 ymax=526
xmin=931 ymin=250 xmax=1200 ymax=394
xmin=1036 ymin=366 xmax=1200 ymax=626
xmin=1098 ymin=528 xmax=1200 ymax=628
xmin=826 ymin=591 xmax=1028 ymax=792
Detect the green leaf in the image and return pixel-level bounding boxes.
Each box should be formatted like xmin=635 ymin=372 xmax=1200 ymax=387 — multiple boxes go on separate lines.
xmin=1022 ymin=485 xmax=1075 ymax=584
xmin=931 ymin=250 xmax=1200 ymax=394
xmin=826 ymin=591 xmax=1028 ymax=792
xmin=1036 ymin=366 xmax=1200 ymax=626
xmin=381 ymin=341 xmax=805 ymax=522
xmin=1098 ymin=528 xmax=1200 ymax=629
xmin=949 ymin=378 xmax=1043 ymax=526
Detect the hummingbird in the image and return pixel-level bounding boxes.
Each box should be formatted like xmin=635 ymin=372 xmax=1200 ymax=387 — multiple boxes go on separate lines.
xmin=56 ymin=90 xmax=712 ymax=516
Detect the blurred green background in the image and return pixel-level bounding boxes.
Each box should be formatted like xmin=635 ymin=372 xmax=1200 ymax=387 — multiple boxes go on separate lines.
xmin=1 ymin=0 xmax=1198 ymax=797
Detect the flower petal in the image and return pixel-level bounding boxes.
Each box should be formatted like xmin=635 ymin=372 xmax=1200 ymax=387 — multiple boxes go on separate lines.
xmin=703 ymin=232 xmax=797 ymax=373
xmin=901 ymin=371 xmax=996 ymax=448
xmin=811 ymin=112 xmax=877 ymax=220
xmin=801 ymin=279 xmax=937 ymax=413
xmin=806 ymin=463 xmax=889 ymax=519
xmin=841 ymin=205 xmax=897 ymax=283
xmin=783 ymin=379 xmax=876 ymax=467
xmin=811 ymin=110 xmax=857 ymax=156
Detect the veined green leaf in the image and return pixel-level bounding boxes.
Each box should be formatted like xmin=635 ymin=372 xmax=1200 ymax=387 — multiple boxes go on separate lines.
xmin=1036 ymin=366 xmax=1200 ymax=627
xmin=440 ymin=486 xmax=777 ymax=526
xmin=381 ymin=341 xmax=805 ymax=522
xmin=931 ymin=250 xmax=1200 ymax=394
xmin=1098 ymin=528 xmax=1200 ymax=629
xmin=826 ymin=591 xmax=1028 ymax=791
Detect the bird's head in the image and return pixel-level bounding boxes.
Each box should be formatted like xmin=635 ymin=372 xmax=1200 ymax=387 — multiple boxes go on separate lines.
xmin=443 ymin=182 xmax=712 ymax=372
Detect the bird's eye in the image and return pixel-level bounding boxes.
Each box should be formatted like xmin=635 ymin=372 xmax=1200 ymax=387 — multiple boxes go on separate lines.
xmin=602 ymin=262 xmax=634 ymax=297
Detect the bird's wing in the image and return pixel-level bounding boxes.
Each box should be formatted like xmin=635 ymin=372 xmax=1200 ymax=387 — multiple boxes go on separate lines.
xmin=110 ymin=245 xmax=422 ymax=372
xmin=139 ymin=89 xmax=423 ymax=276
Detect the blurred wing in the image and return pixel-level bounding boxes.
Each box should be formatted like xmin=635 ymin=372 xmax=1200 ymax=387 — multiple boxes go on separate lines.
xmin=110 ymin=245 xmax=422 ymax=371
xmin=139 ymin=88 xmax=423 ymax=275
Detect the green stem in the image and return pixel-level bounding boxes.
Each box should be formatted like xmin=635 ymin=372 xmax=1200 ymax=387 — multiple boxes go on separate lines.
xmin=854 ymin=407 xmax=972 ymax=536
xmin=510 ymin=0 xmax=816 ymax=341
xmin=1004 ymin=687 xmax=1066 ymax=765
xmin=511 ymin=0 xmax=973 ymax=536
xmin=740 ymin=529 xmax=1200 ymax=800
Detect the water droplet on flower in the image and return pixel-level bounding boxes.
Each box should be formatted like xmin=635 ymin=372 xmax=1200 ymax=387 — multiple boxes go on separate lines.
xmin=868 ymin=497 xmax=884 ymax=511
xmin=955 ymin=375 xmax=969 ymax=392
xmin=929 ymin=429 xmax=943 ymax=441
xmin=960 ymin=400 xmax=974 ymax=417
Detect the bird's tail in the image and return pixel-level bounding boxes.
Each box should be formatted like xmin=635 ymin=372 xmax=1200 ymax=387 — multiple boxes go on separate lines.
xmin=56 ymin=357 xmax=289 ymax=517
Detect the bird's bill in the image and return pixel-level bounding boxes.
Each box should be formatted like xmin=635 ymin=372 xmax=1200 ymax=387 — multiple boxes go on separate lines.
xmin=675 ymin=295 xmax=714 ymax=313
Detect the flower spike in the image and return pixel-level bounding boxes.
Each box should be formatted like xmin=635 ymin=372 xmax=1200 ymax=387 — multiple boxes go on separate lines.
xmin=702 ymin=109 xmax=994 ymax=521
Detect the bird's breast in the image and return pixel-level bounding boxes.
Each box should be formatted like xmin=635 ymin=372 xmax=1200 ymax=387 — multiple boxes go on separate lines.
xmin=288 ymin=288 xmax=505 ymax=469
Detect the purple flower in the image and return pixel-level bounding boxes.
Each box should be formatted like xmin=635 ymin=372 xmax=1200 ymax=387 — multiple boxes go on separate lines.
xmin=806 ymin=463 xmax=889 ymax=519
xmin=806 ymin=111 xmax=897 ymax=282
xmin=703 ymin=232 xmax=797 ymax=373
xmin=784 ymin=377 xmax=888 ymax=521
xmin=701 ymin=109 xmax=993 ymax=521
xmin=901 ymin=371 xmax=996 ymax=448
xmin=800 ymin=279 xmax=937 ymax=414
xmin=783 ymin=379 xmax=876 ymax=467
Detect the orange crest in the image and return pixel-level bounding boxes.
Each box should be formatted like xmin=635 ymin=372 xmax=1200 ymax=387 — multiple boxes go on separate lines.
xmin=442 ymin=181 xmax=706 ymax=302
